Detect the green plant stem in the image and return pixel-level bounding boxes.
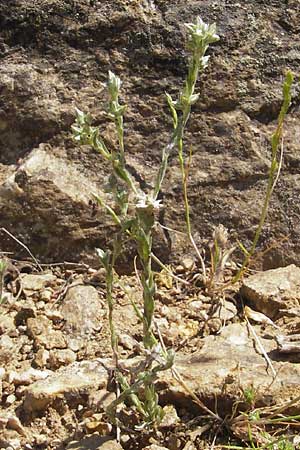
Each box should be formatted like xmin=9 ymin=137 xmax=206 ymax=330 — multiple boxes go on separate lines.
xmin=116 ymin=114 xmax=125 ymax=162
xmin=136 ymin=216 xmax=157 ymax=350
xmin=177 ymin=55 xmax=207 ymax=283
xmin=232 ymin=70 xmax=293 ymax=284
xmin=232 ymin=163 xmax=278 ymax=283
xmin=106 ymin=249 xmax=119 ymax=366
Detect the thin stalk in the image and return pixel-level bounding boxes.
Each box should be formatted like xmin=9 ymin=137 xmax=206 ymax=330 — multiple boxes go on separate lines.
xmin=233 ymin=71 xmax=293 ymax=284
xmin=106 ymin=248 xmax=119 ymax=366
xmin=0 ymin=260 xmax=6 ymax=303
xmin=139 ymin=228 xmax=157 ymax=350
xmin=150 ymin=252 xmax=190 ymax=286
xmin=172 ymin=20 xmax=219 ymax=284
xmin=177 ymin=131 xmax=207 ymax=283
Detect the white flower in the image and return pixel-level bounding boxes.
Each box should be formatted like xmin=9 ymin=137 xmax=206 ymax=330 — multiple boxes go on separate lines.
xmin=185 ymin=17 xmax=219 ymax=45
xmin=108 ymin=71 xmax=121 ymax=94
xmin=136 ymin=192 xmax=162 ymax=210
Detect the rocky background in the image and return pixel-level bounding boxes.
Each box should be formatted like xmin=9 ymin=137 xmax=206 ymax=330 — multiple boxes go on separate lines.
xmin=0 ymin=0 xmax=300 ymax=269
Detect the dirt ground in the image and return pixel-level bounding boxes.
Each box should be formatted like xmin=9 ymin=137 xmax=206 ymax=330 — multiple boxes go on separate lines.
xmin=1 ymin=1 xmax=300 ymax=449
xmin=1 ymin=257 xmax=300 ymax=449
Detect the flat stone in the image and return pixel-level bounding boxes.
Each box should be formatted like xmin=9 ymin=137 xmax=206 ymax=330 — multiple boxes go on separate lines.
xmin=48 ymin=349 xmax=76 ymax=369
xmin=8 ymin=368 xmax=51 ymax=386
xmin=212 ymin=300 xmax=237 ymax=321
xmin=21 ymin=322 xmax=300 ymax=417
xmin=67 ymin=435 xmax=122 ymax=450
xmin=23 ymin=360 xmax=109 ymax=412
xmin=240 ymin=264 xmax=300 ymax=319
xmin=20 ymin=273 xmax=56 ymax=295
xmin=159 ymin=323 xmax=300 ymax=414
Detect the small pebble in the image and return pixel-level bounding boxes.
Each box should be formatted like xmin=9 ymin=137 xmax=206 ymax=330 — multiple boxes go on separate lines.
xmin=6 ymin=394 xmax=16 ymax=405
xmin=182 ymin=257 xmax=195 ymax=271
xmin=40 ymin=288 xmax=53 ymax=302
xmin=36 ymin=301 xmax=45 ymax=310
xmin=175 ymin=265 xmax=184 ymax=274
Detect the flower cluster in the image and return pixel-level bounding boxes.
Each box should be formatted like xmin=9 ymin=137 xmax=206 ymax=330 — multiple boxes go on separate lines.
xmin=185 ymin=16 xmax=219 ymax=54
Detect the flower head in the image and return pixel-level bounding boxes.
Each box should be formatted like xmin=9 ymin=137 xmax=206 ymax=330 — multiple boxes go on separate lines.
xmin=108 ymin=71 xmax=121 ymax=100
xmin=185 ymin=16 xmax=219 ymax=52
xmin=136 ymin=192 xmax=162 ymax=210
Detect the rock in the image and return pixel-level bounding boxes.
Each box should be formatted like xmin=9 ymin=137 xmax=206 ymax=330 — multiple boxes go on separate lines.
xmin=0 ymin=368 xmax=4 ymax=400
xmin=5 ymin=394 xmax=16 ymax=406
xmin=61 ymin=285 xmax=103 ymax=341
xmin=23 ymin=360 xmax=109 ymax=412
xmin=20 ymin=273 xmax=56 ymax=296
xmin=0 ymin=2 xmax=299 ymax=271
xmin=212 ymin=300 xmax=237 ymax=321
xmin=144 ymin=446 xmax=169 ymax=450
xmin=159 ymin=405 xmax=179 ymax=429
xmin=8 ymin=368 xmax=51 ymax=386
xmin=88 ymin=389 xmax=116 ymax=411
xmin=182 ymin=443 xmax=196 ymax=450
xmin=159 ymin=323 xmax=300 ymax=414
xmin=48 ymin=349 xmax=76 ymax=369
xmin=34 ymin=349 xmax=50 ymax=368
xmin=0 ymin=413 xmax=27 ymax=437
xmin=0 ymin=335 xmax=15 ymax=363
xmin=181 ymin=258 xmax=195 ymax=272
xmin=240 ymin=264 xmax=300 ymax=319
xmin=5 ymin=438 xmax=22 ymax=450
xmin=66 ymin=435 xmax=123 ymax=450
xmin=39 ymin=288 xmax=53 ymax=302
xmin=84 ymin=414 xmax=112 ymax=435
xmin=20 ymin=320 xmax=300 ymax=419
xmin=27 ymin=316 xmax=67 ymax=349
xmin=118 ymin=334 xmax=137 ymax=351
xmin=0 ymin=315 xmax=16 ymax=335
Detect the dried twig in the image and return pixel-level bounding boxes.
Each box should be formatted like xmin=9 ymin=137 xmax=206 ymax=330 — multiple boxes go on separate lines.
xmin=0 ymin=227 xmax=42 ymax=271
xmin=246 ymin=317 xmax=277 ymax=378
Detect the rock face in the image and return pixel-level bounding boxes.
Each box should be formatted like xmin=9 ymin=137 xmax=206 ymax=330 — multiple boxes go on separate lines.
xmin=0 ymin=1 xmax=300 ymax=268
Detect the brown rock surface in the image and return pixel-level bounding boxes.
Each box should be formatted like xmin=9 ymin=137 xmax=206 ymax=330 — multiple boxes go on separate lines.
xmin=0 ymin=0 xmax=299 ymax=269
xmin=66 ymin=435 xmax=123 ymax=450
xmin=27 ymin=316 xmax=67 ymax=350
xmin=61 ymin=284 xmax=103 ymax=337
xmin=21 ymin=323 xmax=300 ymax=416
xmin=159 ymin=323 xmax=300 ymax=413
xmin=23 ymin=359 xmax=109 ymax=412
xmin=240 ymin=264 xmax=300 ymax=319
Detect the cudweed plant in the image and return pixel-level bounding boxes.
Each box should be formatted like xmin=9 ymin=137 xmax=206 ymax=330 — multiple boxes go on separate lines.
xmin=72 ymin=17 xmax=219 ymax=430
xmin=206 ymin=71 xmax=294 ymax=292
xmin=232 ymin=70 xmax=294 ymax=284
xmin=165 ymin=18 xmax=219 ymax=284
xmin=72 ymin=74 xmax=170 ymax=428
